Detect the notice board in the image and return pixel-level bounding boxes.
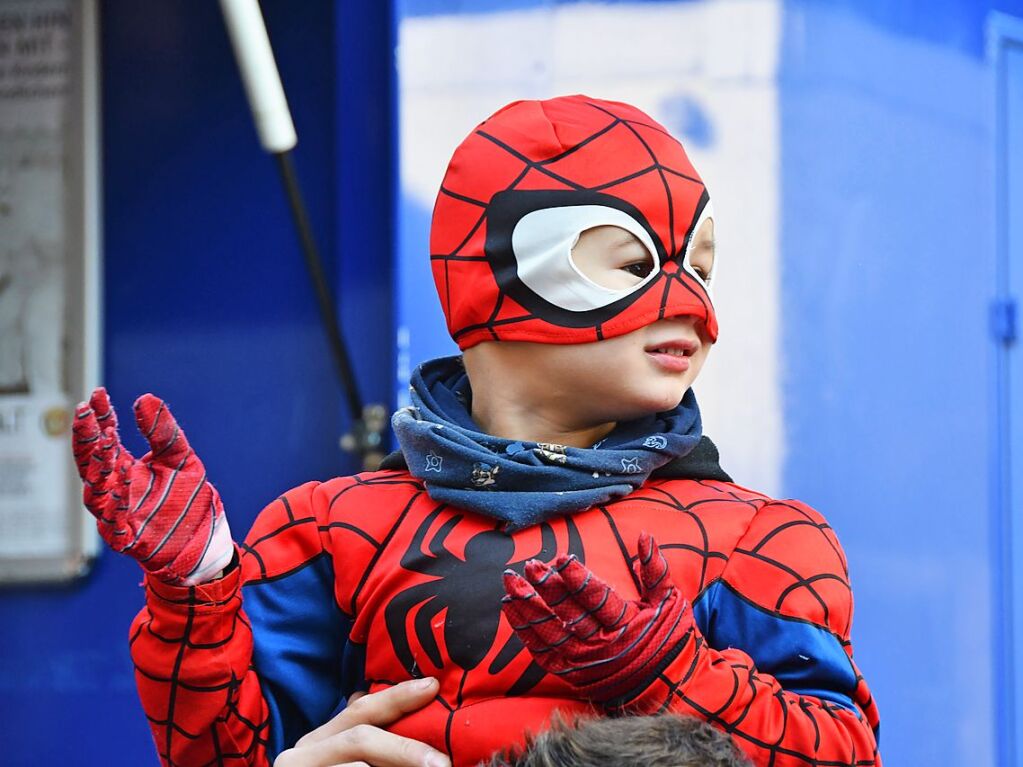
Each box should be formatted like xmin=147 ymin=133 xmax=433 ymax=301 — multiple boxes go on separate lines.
xmin=0 ymin=0 xmax=100 ymax=583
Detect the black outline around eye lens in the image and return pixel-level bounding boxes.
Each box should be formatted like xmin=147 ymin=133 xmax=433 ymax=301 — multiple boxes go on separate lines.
xmin=485 ymin=189 xmax=668 ymax=327
xmin=482 ymin=188 xmax=713 ymax=332
xmin=680 ymin=203 xmax=714 ymax=286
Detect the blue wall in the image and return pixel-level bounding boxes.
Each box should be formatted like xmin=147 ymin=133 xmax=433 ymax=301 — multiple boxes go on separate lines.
xmin=0 ymin=2 xmax=394 ymax=764
xmin=780 ymin=1 xmax=1023 ymax=765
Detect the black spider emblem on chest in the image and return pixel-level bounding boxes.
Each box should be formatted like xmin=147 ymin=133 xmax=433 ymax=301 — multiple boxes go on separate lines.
xmin=384 ymin=507 xmax=584 ymax=697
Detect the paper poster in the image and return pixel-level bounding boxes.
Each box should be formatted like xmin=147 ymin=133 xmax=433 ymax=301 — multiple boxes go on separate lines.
xmin=0 ymin=0 xmax=78 ymax=563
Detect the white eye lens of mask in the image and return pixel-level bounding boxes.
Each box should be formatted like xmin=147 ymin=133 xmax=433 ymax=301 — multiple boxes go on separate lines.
xmin=510 ymin=205 xmax=660 ymax=313
xmin=681 ymin=201 xmax=715 ymax=292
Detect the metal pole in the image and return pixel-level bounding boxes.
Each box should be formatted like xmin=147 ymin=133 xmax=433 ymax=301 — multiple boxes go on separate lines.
xmin=219 ymin=0 xmax=385 ymax=467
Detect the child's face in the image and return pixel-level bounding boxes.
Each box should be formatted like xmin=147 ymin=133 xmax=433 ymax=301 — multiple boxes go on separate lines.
xmin=570 ymin=218 xmax=715 ymax=293
xmin=467 ymin=220 xmax=715 ymax=429
xmin=523 ymin=310 xmax=712 ymax=426
xmin=560 ymin=218 xmax=715 ymax=418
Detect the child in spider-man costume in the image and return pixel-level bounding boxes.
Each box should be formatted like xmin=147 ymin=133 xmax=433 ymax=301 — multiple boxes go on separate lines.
xmin=73 ymin=95 xmax=881 ymax=767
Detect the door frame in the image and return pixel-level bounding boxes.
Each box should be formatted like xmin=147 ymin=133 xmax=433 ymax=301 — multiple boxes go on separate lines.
xmin=990 ymin=12 xmax=1023 ymax=767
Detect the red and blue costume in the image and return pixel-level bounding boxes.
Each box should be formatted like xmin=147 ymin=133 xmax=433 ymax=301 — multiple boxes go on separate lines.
xmin=129 ymin=456 xmax=880 ymax=766
xmin=80 ymin=95 xmax=881 ymax=766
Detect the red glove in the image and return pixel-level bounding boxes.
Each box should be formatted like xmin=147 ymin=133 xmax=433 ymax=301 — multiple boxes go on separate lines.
xmin=502 ymin=532 xmax=694 ymax=709
xmin=72 ymin=388 xmax=234 ymax=585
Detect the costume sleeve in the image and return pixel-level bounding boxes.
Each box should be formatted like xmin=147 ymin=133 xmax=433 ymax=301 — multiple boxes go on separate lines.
xmin=641 ymin=500 xmax=881 ymax=767
xmin=130 ymin=480 xmax=358 ymax=766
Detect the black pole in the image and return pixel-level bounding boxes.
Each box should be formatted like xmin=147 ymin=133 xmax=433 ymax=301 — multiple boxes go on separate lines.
xmin=274 ymin=150 xmax=363 ymax=422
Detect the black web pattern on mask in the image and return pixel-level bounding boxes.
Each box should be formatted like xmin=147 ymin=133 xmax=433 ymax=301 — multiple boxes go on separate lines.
xmin=430 ymin=99 xmax=710 ymax=343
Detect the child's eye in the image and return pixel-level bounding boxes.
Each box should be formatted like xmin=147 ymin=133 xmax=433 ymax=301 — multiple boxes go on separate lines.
xmin=691 ymin=265 xmax=708 ymax=281
xmin=621 ymin=262 xmax=653 ymax=278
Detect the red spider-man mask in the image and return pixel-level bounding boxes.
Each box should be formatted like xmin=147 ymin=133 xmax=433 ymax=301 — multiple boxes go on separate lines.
xmin=430 ymin=94 xmax=717 ymax=350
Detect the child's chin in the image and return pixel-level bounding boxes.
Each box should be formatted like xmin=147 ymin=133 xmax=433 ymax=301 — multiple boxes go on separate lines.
xmin=618 ymin=391 xmax=686 ymax=419
xmin=651 ymin=396 xmax=686 ymax=414
xmin=648 ymin=383 xmax=688 ymax=408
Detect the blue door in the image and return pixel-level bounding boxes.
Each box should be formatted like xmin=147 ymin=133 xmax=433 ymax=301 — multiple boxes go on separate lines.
xmin=994 ymin=12 xmax=1023 ymax=767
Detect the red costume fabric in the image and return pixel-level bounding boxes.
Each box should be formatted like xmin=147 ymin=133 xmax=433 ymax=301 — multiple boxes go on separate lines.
xmin=129 ymin=472 xmax=881 ymax=767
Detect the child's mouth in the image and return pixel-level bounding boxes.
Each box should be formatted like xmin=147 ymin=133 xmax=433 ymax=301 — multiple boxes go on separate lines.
xmin=646 ymin=347 xmax=692 ymax=373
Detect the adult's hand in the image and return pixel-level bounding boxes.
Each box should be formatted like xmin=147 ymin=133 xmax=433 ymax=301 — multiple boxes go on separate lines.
xmin=274 ymin=678 xmax=451 ymax=767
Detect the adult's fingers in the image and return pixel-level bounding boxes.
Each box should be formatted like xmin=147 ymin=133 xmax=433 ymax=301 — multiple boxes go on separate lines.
xmin=277 ymin=723 xmax=450 ymax=767
xmin=134 ymin=394 xmax=194 ymax=469
xmin=296 ymin=678 xmax=441 ymax=748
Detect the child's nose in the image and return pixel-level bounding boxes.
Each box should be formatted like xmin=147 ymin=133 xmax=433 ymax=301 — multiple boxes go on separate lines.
xmin=660 ymin=314 xmax=713 ymax=343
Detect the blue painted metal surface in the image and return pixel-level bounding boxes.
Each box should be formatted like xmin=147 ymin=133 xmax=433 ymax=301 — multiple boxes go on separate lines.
xmin=992 ymin=12 xmax=1023 ymax=767
xmin=400 ymin=0 xmax=681 ymax=16
xmin=336 ymin=0 xmax=398 ymax=425
xmin=1008 ymin=35 xmax=1023 ymax=767
xmin=0 ymin=1 xmax=394 ymax=764
xmin=780 ymin=2 xmax=1021 ymax=765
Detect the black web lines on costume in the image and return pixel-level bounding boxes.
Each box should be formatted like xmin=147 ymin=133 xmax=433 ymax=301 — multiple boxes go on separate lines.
xmin=433 ymin=164 xmax=540 ymax=343
xmin=133 ymin=472 xmax=427 ymax=767
xmin=652 ymin=654 xmax=877 ymax=767
xmin=431 ymin=100 xmax=707 ymax=342
xmin=596 ymin=486 xmax=874 ymax=767
xmin=736 ymin=500 xmax=848 ymax=623
xmin=599 ymin=482 xmax=759 ymax=595
xmin=130 ymin=591 xmax=272 ymax=767
xmin=639 ymin=487 xmax=852 ymax=637
xmin=246 ymin=472 xmax=427 ymax=618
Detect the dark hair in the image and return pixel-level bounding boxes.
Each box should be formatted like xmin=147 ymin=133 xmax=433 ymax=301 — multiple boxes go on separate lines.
xmin=483 ymin=712 xmax=751 ymax=767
